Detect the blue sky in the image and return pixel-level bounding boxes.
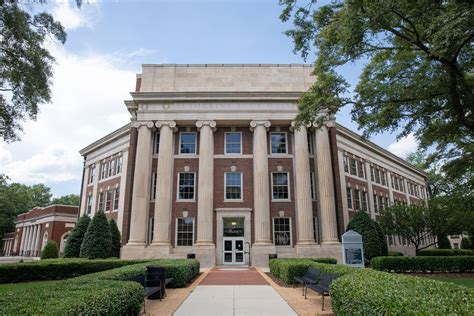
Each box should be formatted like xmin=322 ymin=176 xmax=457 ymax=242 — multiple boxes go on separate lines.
xmin=1 ymin=0 xmax=417 ymax=197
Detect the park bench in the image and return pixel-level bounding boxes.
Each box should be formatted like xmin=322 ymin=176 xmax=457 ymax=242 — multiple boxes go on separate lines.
xmin=293 ymin=267 xmax=321 ymax=296
xmin=130 ymin=266 xmax=174 ymax=313
xmin=305 ymin=272 xmax=336 ymax=311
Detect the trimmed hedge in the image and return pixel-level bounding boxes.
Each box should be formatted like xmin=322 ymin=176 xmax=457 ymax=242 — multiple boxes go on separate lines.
xmin=388 ymin=251 xmax=404 ymax=256
xmin=41 ymin=240 xmax=58 ymax=259
xmin=0 ymin=279 xmax=143 ymax=315
xmin=0 ymin=258 xmax=154 ymax=283
xmin=371 ymin=256 xmax=474 ymax=273
xmin=269 ymin=258 xmax=339 ymax=285
xmin=418 ymin=249 xmax=474 ymax=256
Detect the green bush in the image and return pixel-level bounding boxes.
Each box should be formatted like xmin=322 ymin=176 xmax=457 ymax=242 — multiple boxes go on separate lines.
xmin=269 ymin=258 xmax=341 ymax=285
xmin=331 ymin=269 xmax=474 ymax=315
xmin=0 ymin=258 xmax=153 ymax=283
xmin=418 ymin=249 xmax=474 ymax=256
xmin=0 ymin=279 xmax=143 ymax=314
xmin=80 ymin=211 xmax=111 ymax=259
xmin=347 ymin=211 xmax=387 ymax=262
xmin=461 ymin=237 xmax=472 ymax=249
xmin=437 ymin=235 xmax=452 ymax=249
xmin=63 ymin=215 xmax=90 ymax=258
xmin=41 ymin=240 xmax=58 ymax=259
xmin=388 ymin=251 xmax=404 ymax=256
xmin=109 ymin=219 xmax=121 ymax=258
xmin=371 ymin=256 xmax=474 ymax=273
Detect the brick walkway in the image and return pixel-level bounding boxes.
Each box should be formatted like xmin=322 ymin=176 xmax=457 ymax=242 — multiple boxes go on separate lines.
xmin=199 ymin=267 xmax=268 ymax=285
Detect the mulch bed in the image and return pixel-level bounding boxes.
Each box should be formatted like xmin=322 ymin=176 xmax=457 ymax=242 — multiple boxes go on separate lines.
xmin=265 ymin=272 xmax=295 ymax=288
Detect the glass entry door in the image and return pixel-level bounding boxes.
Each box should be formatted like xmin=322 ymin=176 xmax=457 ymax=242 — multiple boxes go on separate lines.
xmin=223 ymin=237 xmax=245 ymax=265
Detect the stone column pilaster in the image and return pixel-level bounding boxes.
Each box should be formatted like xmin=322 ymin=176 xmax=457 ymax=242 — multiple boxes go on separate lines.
xmin=314 ymin=122 xmax=340 ymax=244
xmin=28 ymin=225 xmax=37 ymax=256
xmin=404 ymin=179 xmax=411 ymax=205
xmin=124 ymin=121 xmax=154 ymax=250
xmin=19 ymin=226 xmax=27 ymax=255
xmin=23 ymin=226 xmax=30 ymax=256
xmin=150 ymin=121 xmax=177 ymax=254
xmin=387 ymin=171 xmax=394 ymax=206
xmin=34 ymin=225 xmax=42 ymax=256
xmin=291 ymin=123 xmax=316 ymax=248
xmin=366 ymin=161 xmax=376 ymax=219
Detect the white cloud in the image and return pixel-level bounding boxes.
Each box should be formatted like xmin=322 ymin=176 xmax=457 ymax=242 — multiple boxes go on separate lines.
xmin=51 ymin=1 xmax=97 ymax=31
xmin=388 ymin=133 xmax=418 ymax=158
xmin=1 ymin=43 xmax=137 ymax=191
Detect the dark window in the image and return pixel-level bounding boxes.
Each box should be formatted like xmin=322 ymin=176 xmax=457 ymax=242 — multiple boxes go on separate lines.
xmin=178 ymin=173 xmax=195 ymax=200
xmin=273 ymin=217 xmax=291 ymax=246
xmin=177 ymin=218 xmax=194 ymax=246
xmin=272 ymin=172 xmax=289 ymax=200
xmin=225 ymin=132 xmax=241 ymax=154
xmin=180 ymin=133 xmax=196 ymax=154
xmin=270 ymin=133 xmax=287 ymax=154
xmin=225 ymin=172 xmax=242 ymax=200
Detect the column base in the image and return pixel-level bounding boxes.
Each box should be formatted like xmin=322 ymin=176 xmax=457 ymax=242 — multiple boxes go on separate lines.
xmin=193 ymin=243 xmax=216 ymax=268
xmin=146 ymin=243 xmax=172 ymax=258
xmin=121 ymin=243 xmax=147 ymax=259
xmin=251 ymin=244 xmax=276 ymax=267
xmin=295 ymin=242 xmax=319 ymax=257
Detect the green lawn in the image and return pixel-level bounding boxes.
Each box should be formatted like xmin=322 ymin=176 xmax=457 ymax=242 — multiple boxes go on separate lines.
xmin=435 ymin=278 xmax=474 ymax=288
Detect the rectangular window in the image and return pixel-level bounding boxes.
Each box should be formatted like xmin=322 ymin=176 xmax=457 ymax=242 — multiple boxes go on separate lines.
xmin=89 ymin=165 xmax=95 ymax=183
xmin=87 ymin=195 xmax=92 ymax=214
xmin=273 ymin=217 xmax=291 ymax=246
xmin=373 ymin=194 xmax=379 ymax=213
xmin=225 ymin=132 xmax=242 ymax=154
xmin=180 ymin=132 xmax=197 ymax=154
xmin=379 ymin=195 xmax=385 ymax=211
xmin=310 ymin=172 xmax=316 ymax=200
xmin=391 ymin=175 xmax=395 ymax=189
xmin=385 ymin=197 xmax=390 ymax=208
xmin=354 ymin=189 xmax=361 ymax=210
xmin=113 ymin=187 xmax=120 ymax=210
xmin=105 ymin=190 xmax=112 ymax=211
xmin=307 ymin=133 xmax=314 ymax=154
xmin=343 ymin=155 xmax=349 ymax=173
xmin=272 ymin=172 xmax=290 ymax=200
xmin=375 ymin=169 xmax=381 ymax=184
xmin=370 ymin=166 xmax=375 ymax=181
xmin=346 ymin=187 xmax=353 ymax=210
xmin=350 ymin=158 xmax=357 ymax=175
xmin=177 ymin=173 xmax=195 ymax=200
xmin=358 ymin=161 xmax=365 ymax=178
xmin=151 ymin=172 xmax=157 ymax=200
xmin=395 ymin=177 xmax=400 ymax=190
xmin=148 ymin=217 xmax=154 ymax=244
xmin=101 ymin=161 xmax=107 ymax=179
xmin=270 ymin=132 xmax=288 ymax=154
xmin=154 ymin=132 xmax=160 ymax=154
xmin=381 ymin=171 xmax=386 ymax=186
xmin=400 ymin=179 xmax=404 ymax=192
xmin=225 ymin=172 xmax=242 ymax=200
xmin=362 ymin=192 xmax=368 ymax=211
xmin=116 ymin=156 xmax=123 ymax=174
xmin=98 ymin=192 xmax=104 ymax=211
xmin=313 ymin=217 xmax=318 ymax=242
xmin=108 ymin=159 xmax=115 ymax=177
xmin=176 ymin=217 xmax=194 ymax=246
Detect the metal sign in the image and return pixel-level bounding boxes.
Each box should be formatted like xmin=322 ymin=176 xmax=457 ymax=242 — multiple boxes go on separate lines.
xmin=342 ymin=230 xmax=365 ymax=268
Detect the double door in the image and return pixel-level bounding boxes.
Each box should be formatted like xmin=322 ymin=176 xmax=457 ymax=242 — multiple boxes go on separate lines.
xmin=223 ymin=237 xmax=245 ymax=265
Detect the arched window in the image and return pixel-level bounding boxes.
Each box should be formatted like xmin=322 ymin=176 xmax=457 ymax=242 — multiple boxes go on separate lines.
xmin=60 ymin=232 xmax=70 ymax=255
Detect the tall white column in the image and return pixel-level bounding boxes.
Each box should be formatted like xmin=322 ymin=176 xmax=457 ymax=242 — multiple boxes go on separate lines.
xmin=292 ymin=123 xmax=316 ymax=246
xmin=250 ymin=120 xmax=272 ymax=245
xmin=314 ymin=122 xmax=339 ymax=244
xmin=195 ymin=121 xmax=216 ymax=246
xmin=19 ymin=226 xmax=27 ymax=255
xmin=34 ymin=224 xmax=42 ymax=256
xmin=80 ymin=166 xmax=90 ymax=216
xmin=151 ymin=121 xmax=177 ymax=250
xmin=404 ymin=179 xmax=411 ymax=205
xmin=366 ymin=161 xmax=376 ymax=219
xmin=27 ymin=225 xmax=36 ymax=256
xmin=24 ymin=226 xmax=31 ymax=256
xmin=126 ymin=121 xmax=154 ymax=246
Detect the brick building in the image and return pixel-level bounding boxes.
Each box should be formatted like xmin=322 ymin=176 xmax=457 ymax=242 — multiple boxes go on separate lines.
xmin=78 ymin=64 xmax=428 ymax=267
xmin=3 ymin=205 xmax=78 ymax=257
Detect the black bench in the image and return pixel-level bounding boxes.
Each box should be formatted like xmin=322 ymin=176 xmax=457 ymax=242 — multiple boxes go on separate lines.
xmin=305 ymin=272 xmax=336 ymax=311
xmin=293 ymin=267 xmax=321 ymax=296
xmin=146 ymin=266 xmax=174 ymax=299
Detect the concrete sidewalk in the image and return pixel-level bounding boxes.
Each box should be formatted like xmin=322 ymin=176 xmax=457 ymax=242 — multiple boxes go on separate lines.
xmin=174 ymin=285 xmax=296 ymax=316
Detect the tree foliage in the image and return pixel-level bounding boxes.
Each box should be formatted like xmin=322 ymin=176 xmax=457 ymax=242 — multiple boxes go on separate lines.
xmin=280 ymin=0 xmax=473 ymax=178
xmin=109 ymin=219 xmax=121 ymax=258
xmin=437 ymin=235 xmax=452 ymax=249
xmin=63 ymin=215 xmax=90 ymax=258
xmin=460 ymin=237 xmax=471 ymax=250
xmin=80 ymin=211 xmax=111 ymax=259
xmin=41 ymin=240 xmax=58 ymax=259
xmin=346 ymin=211 xmax=387 ymax=262
xmin=51 ymin=194 xmax=80 ymax=206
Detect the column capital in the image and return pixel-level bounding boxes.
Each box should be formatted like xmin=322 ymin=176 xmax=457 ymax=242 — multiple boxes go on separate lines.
xmin=196 ymin=120 xmax=217 ymax=131
xmin=290 ymin=121 xmax=312 ymax=132
xmin=250 ymin=120 xmax=271 ymax=132
xmin=131 ymin=120 xmax=154 ymax=129
xmin=312 ymin=117 xmax=336 ymax=129
xmin=155 ymin=120 xmax=177 ymax=131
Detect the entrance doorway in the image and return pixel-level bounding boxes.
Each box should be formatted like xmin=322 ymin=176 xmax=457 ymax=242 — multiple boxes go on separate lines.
xmin=223 ymin=217 xmax=245 ymax=265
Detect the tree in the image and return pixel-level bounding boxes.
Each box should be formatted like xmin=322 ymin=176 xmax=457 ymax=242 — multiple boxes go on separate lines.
xmin=0 ymin=0 xmax=82 ymax=142
xmin=460 ymin=237 xmax=471 ymax=250
xmin=80 ymin=211 xmax=111 ymax=259
xmin=280 ymin=0 xmax=473 ymax=179
xmin=437 ymin=235 xmax=452 ymax=249
xmin=346 ymin=211 xmax=387 ymax=262
xmin=109 ymin=219 xmax=121 ymax=258
xmin=41 ymin=240 xmax=58 ymax=259
xmin=51 ymin=194 xmax=80 ymax=206
xmin=63 ymin=215 xmax=90 ymax=258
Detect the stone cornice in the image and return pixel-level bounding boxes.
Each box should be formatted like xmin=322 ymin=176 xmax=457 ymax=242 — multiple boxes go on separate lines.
xmin=79 ymin=124 xmax=130 ymax=156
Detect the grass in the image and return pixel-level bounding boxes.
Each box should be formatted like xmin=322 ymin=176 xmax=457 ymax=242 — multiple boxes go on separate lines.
xmin=435 ymin=278 xmax=474 ymax=288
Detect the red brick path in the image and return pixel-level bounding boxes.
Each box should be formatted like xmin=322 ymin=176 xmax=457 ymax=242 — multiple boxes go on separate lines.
xmin=199 ymin=267 xmax=268 ymax=285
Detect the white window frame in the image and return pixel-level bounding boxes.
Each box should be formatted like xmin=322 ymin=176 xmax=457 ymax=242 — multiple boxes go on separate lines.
xmin=113 ymin=187 xmax=120 ymax=211
xmin=97 ymin=192 xmax=104 ymax=211
xmin=101 ymin=161 xmax=107 ymax=179
xmin=175 ymin=217 xmax=195 ymax=247
xmin=271 ymin=172 xmax=291 ymax=201
xmin=179 ymin=132 xmax=197 ymax=155
xmin=116 ymin=156 xmax=123 ymax=174
xmin=310 ymin=172 xmax=317 ymax=201
xmin=176 ymin=172 xmax=196 ymax=201
xmin=224 ymin=131 xmax=242 ymax=155
xmin=346 ymin=187 xmax=353 ymax=210
xmin=354 ymin=189 xmax=361 ymax=210
xmin=362 ymin=191 xmax=368 ymax=212
xmin=272 ymin=217 xmax=292 ymax=247
xmin=86 ymin=194 xmax=92 ymax=214
xmin=350 ymin=158 xmax=358 ymax=176
xmin=224 ymin=172 xmax=243 ymax=201
xmin=358 ymin=161 xmax=365 ymax=178
xmin=105 ymin=190 xmax=112 ymax=212
xmin=270 ymin=132 xmax=288 ymax=155
xmin=373 ymin=193 xmax=379 ymax=213
xmin=343 ymin=155 xmax=349 ymax=173
xmin=108 ymin=159 xmax=116 ymax=177
xmin=88 ymin=164 xmax=95 ymax=184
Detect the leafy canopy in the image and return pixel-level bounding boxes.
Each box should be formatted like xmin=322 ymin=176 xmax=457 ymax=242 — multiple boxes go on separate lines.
xmin=280 ymin=0 xmax=473 ymax=178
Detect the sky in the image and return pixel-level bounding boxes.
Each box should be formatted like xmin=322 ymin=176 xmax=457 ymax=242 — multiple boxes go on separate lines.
xmin=1 ymin=0 xmax=418 ymax=197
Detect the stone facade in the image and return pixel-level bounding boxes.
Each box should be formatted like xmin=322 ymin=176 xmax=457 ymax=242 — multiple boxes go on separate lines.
xmin=78 ymin=64 xmax=428 ymax=267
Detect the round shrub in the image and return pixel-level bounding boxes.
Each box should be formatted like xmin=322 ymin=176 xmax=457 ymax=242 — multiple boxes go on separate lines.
xmin=347 ymin=211 xmax=386 ymax=262
xmin=41 ymin=240 xmax=59 ymax=259
xmin=64 ymin=215 xmax=90 ymax=258
xmin=80 ymin=211 xmax=112 ymax=259
xmin=461 ymin=237 xmax=471 ymax=249
xmin=437 ymin=235 xmax=452 ymax=249
xmin=109 ymin=219 xmax=121 ymax=258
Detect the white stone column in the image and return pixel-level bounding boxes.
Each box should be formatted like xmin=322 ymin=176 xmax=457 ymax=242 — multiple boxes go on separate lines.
xmin=314 ymin=122 xmax=339 ymax=244
xmin=28 ymin=225 xmax=37 ymax=256
xmin=80 ymin=166 xmax=90 ymax=216
xmin=387 ymin=171 xmax=394 ymax=206
xmin=366 ymin=161 xmax=376 ymax=219
xmin=116 ymin=150 xmax=129 ymax=236
xmin=250 ymin=120 xmax=272 ymax=245
xmin=124 ymin=121 xmax=154 ymax=253
xmin=291 ymin=123 xmax=316 ymax=248
xmin=19 ymin=226 xmax=27 ymax=255
xmin=24 ymin=226 xmax=31 ymax=256
xmin=34 ymin=225 xmax=42 ymax=257
xmin=150 ymin=121 xmax=177 ymax=253
xmin=404 ymin=179 xmax=411 ymax=205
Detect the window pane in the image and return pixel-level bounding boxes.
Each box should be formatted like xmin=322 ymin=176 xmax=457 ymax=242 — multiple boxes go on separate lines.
xmin=271 ymin=133 xmax=287 ymax=154
xmin=177 ymin=218 xmax=194 ymax=246
xmin=225 ymin=172 xmax=242 ymax=200
xmin=273 ymin=218 xmax=291 ymax=246
xmin=225 ymin=132 xmax=241 ymax=154
xmin=178 ymin=173 xmax=195 ymax=200
xmin=272 ymin=173 xmax=289 ymax=200
xmin=180 ymin=133 xmax=196 ymax=154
